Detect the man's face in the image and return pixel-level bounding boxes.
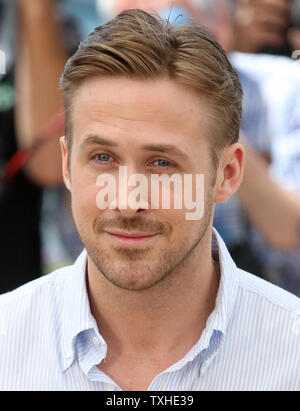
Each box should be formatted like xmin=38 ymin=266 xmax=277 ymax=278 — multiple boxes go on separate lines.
xmin=61 ymin=77 xmax=218 ymax=291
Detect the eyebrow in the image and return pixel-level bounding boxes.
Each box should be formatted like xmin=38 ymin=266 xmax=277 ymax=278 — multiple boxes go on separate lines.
xmin=80 ymin=134 xmax=190 ymax=160
xmin=141 ymin=144 xmax=189 ymax=160
xmin=80 ymin=135 xmax=117 ymax=149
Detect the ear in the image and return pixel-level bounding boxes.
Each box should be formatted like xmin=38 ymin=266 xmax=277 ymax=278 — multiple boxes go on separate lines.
xmin=214 ymin=143 xmax=245 ymax=203
xmin=60 ymin=136 xmax=72 ymax=192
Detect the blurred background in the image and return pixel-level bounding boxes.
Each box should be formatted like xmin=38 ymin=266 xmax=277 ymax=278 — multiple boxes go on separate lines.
xmin=1 ymin=0 xmax=300 ymax=296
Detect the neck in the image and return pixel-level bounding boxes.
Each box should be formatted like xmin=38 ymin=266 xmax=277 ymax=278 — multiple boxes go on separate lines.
xmin=86 ymin=228 xmax=220 ymax=355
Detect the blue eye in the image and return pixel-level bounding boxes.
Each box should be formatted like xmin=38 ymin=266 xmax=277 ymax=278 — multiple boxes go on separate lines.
xmin=96 ymin=153 xmax=112 ymax=162
xmin=153 ymin=159 xmax=172 ymax=167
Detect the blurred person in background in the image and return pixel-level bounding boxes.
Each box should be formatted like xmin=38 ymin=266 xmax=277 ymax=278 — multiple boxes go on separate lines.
xmin=40 ymin=0 xmax=104 ymax=273
xmin=227 ymin=0 xmax=300 ymax=294
xmin=229 ymin=49 xmax=300 ymax=294
xmin=100 ymin=0 xmax=300 ymax=296
xmin=234 ymin=0 xmax=300 ymax=56
xmin=0 ymin=0 xmax=79 ymax=292
xmin=59 ymin=0 xmax=105 ymax=38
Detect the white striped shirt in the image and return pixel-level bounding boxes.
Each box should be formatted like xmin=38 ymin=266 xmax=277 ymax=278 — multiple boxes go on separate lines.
xmin=0 ymin=229 xmax=300 ymax=391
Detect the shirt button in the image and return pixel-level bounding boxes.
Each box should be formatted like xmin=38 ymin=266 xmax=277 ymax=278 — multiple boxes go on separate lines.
xmin=93 ymin=337 xmax=100 ymax=346
xmin=66 ymin=351 xmax=73 ymax=359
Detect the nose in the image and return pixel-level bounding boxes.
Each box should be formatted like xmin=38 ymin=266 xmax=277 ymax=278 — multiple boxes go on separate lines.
xmin=115 ymin=206 xmax=146 ymax=219
xmin=114 ymin=165 xmax=150 ymax=218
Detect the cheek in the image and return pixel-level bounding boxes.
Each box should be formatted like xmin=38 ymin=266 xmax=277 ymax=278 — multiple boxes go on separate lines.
xmin=158 ymin=208 xmax=206 ymax=252
xmin=71 ymin=172 xmax=101 ymax=226
xmin=157 ymin=208 xmax=194 ymax=237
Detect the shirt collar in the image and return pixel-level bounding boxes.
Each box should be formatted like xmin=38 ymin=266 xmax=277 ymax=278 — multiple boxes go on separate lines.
xmin=60 ymin=249 xmax=105 ymax=372
xmin=164 ymin=228 xmax=239 ymax=373
xmin=59 ymin=228 xmax=239 ymax=373
xmin=209 ymin=227 xmax=239 ymax=334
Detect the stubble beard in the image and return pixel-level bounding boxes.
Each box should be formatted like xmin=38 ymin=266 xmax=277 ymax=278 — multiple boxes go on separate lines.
xmin=78 ymin=196 xmax=213 ymax=292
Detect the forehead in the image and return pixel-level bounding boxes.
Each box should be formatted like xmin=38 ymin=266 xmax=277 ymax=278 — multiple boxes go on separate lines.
xmin=71 ymin=76 xmax=212 ymax=151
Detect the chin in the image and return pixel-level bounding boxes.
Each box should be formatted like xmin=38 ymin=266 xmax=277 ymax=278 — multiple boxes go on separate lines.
xmin=103 ymin=261 xmax=170 ymax=291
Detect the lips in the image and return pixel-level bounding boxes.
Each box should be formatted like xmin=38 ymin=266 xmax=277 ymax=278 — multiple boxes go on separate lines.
xmin=105 ymin=231 xmax=158 ymax=245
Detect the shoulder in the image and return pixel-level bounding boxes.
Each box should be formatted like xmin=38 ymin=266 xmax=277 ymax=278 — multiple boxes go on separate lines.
xmin=0 ymin=264 xmax=73 ymax=335
xmin=215 ymin=267 xmax=300 ymax=389
xmin=230 ymin=51 xmax=296 ymax=69
xmin=0 ymin=264 xmax=75 ymax=389
xmin=234 ymin=269 xmax=300 ymax=352
xmin=237 ymin=268 xmax=300 ymax=311
xmin=230 ymin=52 xmax=300 ymax=82
xmin=229 ymin=270 xmax=300 ymax=376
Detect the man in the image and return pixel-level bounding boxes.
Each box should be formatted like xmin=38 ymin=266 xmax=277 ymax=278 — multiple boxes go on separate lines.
xmin=0 ymin=9 xmax=299 ymax=391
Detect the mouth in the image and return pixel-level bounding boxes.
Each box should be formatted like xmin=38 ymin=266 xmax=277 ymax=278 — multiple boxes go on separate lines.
xmin=105 ymin=231 xmax=159 ymax=246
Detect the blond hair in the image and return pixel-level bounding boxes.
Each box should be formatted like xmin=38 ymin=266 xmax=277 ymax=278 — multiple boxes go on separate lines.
xmin=60 ymin=9 xmax=242 ymax=159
